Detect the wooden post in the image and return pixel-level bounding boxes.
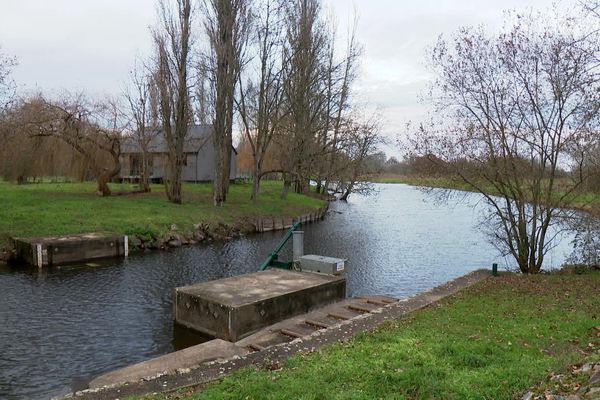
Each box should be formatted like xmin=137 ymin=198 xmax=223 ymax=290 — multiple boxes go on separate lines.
xmin=35 ymin=244 xmax=43 ymax=269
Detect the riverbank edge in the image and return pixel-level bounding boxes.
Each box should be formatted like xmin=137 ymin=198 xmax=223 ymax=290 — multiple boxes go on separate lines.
xmin=66 ymin=269 xmax=491 ymax=400
xmin=123 ymin=204 xmax=330 ymax=251
xmin=0 ymin=204 xmax=330 ymax=266
xmin=375 ymin=175 xmax=600 ymax=215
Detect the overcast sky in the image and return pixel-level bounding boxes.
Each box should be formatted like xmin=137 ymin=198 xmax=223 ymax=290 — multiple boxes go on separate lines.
xmin=0 ymin=0 xmax=575 ymax=157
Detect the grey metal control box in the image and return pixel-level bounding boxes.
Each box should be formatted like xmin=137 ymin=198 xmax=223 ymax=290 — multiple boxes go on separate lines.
xmin=299 ymin=254 xmax=346 ymax=275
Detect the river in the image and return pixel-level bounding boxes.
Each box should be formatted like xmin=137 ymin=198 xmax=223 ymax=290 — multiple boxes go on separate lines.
xmin=0 ymin=184 xmax=574 ymax=399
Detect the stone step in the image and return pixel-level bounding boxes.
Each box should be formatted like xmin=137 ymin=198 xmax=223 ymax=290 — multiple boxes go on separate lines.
xmin=282 ymin=323 xmax=318 ymax=338
xmin=356 ymin=295 xmax=399 ymax=304
xmin=235 ymin=295 xmax=397 ymax=353
xmin=347 ymin=302 xmax=380 ymax=313
xmin=89 ymin=339 xmax=249 ymax=389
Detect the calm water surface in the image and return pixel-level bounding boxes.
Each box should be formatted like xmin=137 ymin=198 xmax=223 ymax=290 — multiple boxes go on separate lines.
xmin=0 ymin=184 xmax=573 ymax=399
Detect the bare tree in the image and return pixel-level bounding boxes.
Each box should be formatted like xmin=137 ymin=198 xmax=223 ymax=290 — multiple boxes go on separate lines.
xmin=151 ymin=0 xmax=194 ymax=204
xmin=337 ymin=113 xmax=383 ymax=201
xmin=413 ymin=11 xmax=600 ymax=273
xmin=0 ymin=47 xmax=16 ymax=112
xmin=124 ymin=60 xmax=160 ymax=192
xmin=278 ymin=0 xmax=329 ymax=196
xmin=318 ymin=17 xmax=361 ymax=195
xmin=203 ymin=0 xmax=252 ymax=206
xmin=237 ymin=0 xmax=286 ymax=202
xmin=19 ymin=94 xmax=125 ymax=196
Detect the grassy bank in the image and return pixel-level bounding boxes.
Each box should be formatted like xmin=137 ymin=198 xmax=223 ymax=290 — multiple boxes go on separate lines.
xmin=376 ymin=175 xmax=473 ymax=190
xmin=0 ymin=180 xmax=325 ymax=249
xmin=141 ymin=270 xmax=599 ymax=400
xmin=376 ymin=175 xmax=600 ymax=213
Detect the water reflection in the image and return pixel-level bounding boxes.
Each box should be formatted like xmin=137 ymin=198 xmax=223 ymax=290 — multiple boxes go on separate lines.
xmin=0 ymin=184 xmax=573 ymax=399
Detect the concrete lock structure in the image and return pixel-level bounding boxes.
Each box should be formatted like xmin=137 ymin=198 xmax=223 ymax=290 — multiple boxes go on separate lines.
xmin=12 ymin=233 xmax=128 ymax=268
xmin=173 ymin=269 xmax=346 ymax=342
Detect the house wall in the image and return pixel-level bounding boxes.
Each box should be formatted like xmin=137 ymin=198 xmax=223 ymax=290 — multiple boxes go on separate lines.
xmin=190 ymin=146 xmax=237 ymax=182
xmin=119 ymin=155 xmax=132 ymax=176
xmin=230 ymin=151 xmax=236 ymax=180
xmin=120 ymin=150 xmax=236 ymax=182
xmin=183 ymin=153 xmax=198 ymax=182
xmin=152 ymin=154 xmax=167 ymax=179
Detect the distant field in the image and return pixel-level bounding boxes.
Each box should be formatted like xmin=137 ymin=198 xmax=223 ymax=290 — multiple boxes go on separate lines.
xmin=0 ymin=180 xmax=325 ymax=248
xmin=375 ymin=175 xmax=600 ymax=213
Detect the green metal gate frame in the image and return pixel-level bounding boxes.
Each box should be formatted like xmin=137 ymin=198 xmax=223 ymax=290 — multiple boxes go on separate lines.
xmin=258 ymin=221 xmax=301 ymax=271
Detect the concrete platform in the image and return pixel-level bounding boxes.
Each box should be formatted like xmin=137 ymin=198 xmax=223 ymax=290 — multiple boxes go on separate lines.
xmin=174 ymin=269 xmax=346 ymax=342
xmin=74 ymin=270 xmax=491 ymax=400
xmin=12 ymin=232 xmax=127 ymax=267
xmin=88 ymin=339 xmax=249 ymax=389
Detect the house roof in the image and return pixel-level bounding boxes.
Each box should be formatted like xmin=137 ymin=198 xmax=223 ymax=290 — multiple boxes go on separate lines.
xmin=121 ymin=124 xmax=213 ymax=154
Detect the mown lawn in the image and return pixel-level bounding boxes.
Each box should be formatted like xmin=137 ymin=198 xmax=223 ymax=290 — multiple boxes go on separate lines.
xmin=0 ymin=180 xmax=325 ymax=247
xmin=143 ymin=271 xmax=599 ymax=400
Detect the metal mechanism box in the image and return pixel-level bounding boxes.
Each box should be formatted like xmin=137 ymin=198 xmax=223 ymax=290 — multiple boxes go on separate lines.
xmin=299 ymin=254 xmax=346 ymax=275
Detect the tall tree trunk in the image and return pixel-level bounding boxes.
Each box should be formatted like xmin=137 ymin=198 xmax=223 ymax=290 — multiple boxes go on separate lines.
xmin=165 ymin=152 xmax=183 ymax=204
xmin=140 ymin=150 xmax=151 ymax=192
xmin=281 ymin=173 xmax=291 ymax=199
xmin=251 ymin=158 xmax=262 ymax=202
xmin=209 ymin=0 xmax=249 ymax=206
xmin=213 ymin=122 xmax=226 ymax=206
xmin=97 ymin=177 xmax=111 ymax=197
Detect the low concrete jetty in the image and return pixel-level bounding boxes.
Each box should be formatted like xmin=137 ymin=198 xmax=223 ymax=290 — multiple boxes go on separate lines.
xmin=77 ymin=270 xmax=491 ymax=399
xmin=174 ymin=269 xmax=346 ymax=342
xmin=88 ymin=339 xmax=249 ymax=389
xmin=12 ymin=232 xmax=128 ymax=267
xmin=90 ymin=294 xmax=397 ymax=390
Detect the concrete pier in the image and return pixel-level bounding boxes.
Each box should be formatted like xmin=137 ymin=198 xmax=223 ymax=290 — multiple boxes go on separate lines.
xmin=88 ymin=339 xmax=249 ymax=389
xmin=12 ymin=233 xmax=128 ymax=267
xmin=174 ymin=269 xmax=346 ymax=342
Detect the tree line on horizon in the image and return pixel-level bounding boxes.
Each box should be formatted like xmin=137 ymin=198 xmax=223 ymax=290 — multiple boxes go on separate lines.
xmin=0 ymin=0 xmax=383 ymax=203
xmin=2 ymin=1 xmax=600 ymax=273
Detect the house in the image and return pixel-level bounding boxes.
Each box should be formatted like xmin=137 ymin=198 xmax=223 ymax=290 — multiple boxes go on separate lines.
xmin=119 ymin=125 xmax=237 ymax=183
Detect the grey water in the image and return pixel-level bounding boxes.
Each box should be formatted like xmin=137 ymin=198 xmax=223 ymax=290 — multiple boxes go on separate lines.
xmin=0 ymin=184 xmax=574 ymax=400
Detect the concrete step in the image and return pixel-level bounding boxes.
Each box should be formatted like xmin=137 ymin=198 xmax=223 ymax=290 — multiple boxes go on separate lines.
xmin=347 ymin=302 xmax=380 ymax=313
xmin=304 ymin=318 xmax=333 ymax=329
xmin=236 ymin=295 xmax=399 ymax=352
xmin=356 ymin=295 xmax=399 ymax=305
xmin=89 ymin=339 xmax=249 ymax=389
xmin=281 ymin=323 xmax=318 ymax=338
xmin=244 ymin=332 xmax=292 ymax=351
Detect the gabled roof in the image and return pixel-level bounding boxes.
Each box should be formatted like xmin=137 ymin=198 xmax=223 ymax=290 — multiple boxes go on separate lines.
xmin=121 ymin=124 xmax=213 ymax=154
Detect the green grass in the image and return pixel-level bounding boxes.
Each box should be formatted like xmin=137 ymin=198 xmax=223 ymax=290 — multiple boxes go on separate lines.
xmin=141 ymin=271 xmax=600 ymax=400
xmin=375 ymin=175 xmax=472 ymax=190
xmin=0 ymin=180 xmax=325 ymax=247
